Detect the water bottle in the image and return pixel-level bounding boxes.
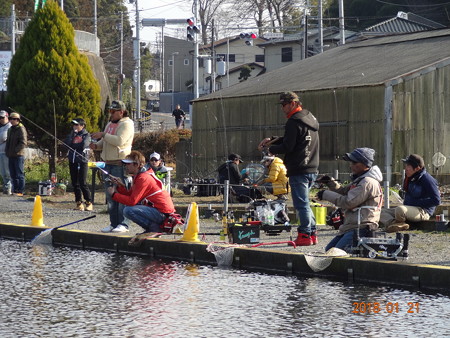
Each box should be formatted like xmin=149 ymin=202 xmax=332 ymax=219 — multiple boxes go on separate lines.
xmin=267 ymin=208 xmax=275 ymax=226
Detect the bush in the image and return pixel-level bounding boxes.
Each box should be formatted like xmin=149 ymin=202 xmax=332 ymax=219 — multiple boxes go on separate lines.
xmin=133 ymin=129 xmax=191 ymax=163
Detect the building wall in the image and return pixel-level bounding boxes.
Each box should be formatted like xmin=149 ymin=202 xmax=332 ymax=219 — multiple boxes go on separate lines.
xmin=391 ymin=64 xmax=450 ymax=179
xmin=191 ymin=86 xmax=386 ymax=179
xmin=264 ymin=42 xmax=304 ymax=73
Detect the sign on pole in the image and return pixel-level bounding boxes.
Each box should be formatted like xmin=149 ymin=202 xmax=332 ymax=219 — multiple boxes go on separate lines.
xmin=0 ymin=52 xmax=12 ymax=91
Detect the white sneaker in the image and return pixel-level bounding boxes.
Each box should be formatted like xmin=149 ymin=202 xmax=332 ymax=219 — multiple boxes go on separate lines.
xmin=101 ymin=225 xmax=114 ymax=233
xmin=112 ymin=224 xmax=129 ymax=233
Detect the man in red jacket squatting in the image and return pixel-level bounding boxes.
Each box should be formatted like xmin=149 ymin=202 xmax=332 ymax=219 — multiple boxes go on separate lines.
xmin=107 ymin=150 xmax=175 ymax=234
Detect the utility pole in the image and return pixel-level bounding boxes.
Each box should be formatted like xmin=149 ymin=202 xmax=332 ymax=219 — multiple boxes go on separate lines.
xmin=339 ymin=0 xmax=345 ymax=45
xmin=135 ymin=0 xmax=141 ymax=120
xmin=211 ymin=19 xmax=215 ymax=93
xmin=11 ymin=4 xmax=15 ymax=55
xmin=193 ymin=0 xmax=199 ymax=99
xmin=318 ymin=0 xmax=323 ymax=54
xmin=119 ymin=11 xmax=123 ymax=100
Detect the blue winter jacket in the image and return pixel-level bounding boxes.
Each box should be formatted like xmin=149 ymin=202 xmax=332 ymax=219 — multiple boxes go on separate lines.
xmin=403 ymin=168 xmax=440 ymax=216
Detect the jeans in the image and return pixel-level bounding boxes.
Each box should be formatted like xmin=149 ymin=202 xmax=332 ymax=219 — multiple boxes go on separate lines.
xmin=0 ymin=153 xmax=11 ymax=192
xmin=123 ymin=205 xmax=165 ymax=233
xmin=104 ymin=164 xmax=129 ymax=228
xmin=69 ymin=162 xmax=91 ymax=203
xmin=290 ymin=173 xmax=317 ymax=234
xmin=325 ymin=228 xmax=371 ymax=253
xmin=8 ymin=156 xmax=25 ymax=194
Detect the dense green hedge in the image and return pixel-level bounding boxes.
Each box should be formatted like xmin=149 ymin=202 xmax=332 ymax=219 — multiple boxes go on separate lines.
xmin=132 ymin=129 xmax=191 ymax=164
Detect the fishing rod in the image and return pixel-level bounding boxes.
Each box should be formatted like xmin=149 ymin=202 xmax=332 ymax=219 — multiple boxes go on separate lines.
xmin=8 ymin=106 xmax=100 ymax=166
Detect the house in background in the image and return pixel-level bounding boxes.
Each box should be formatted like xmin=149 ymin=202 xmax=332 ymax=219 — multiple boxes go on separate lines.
xmin=198 ymin=35 xmax=266 ymax=93
xmin=259 ymin=27 xmax=355 ymax=73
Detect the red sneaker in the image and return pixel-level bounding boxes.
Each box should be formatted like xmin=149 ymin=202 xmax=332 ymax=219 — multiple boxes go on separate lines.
xmin=289 ymin=233 xmax=313 ymax=246
xmin=311 ymin=231 xmax=318 ymax=245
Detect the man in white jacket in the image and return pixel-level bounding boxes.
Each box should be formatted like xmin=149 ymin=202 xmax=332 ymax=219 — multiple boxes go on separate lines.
xmin=90 ymin=100 xmax=135 ymax=233
xmin=0 ymin=110 xmax=11 ymax=195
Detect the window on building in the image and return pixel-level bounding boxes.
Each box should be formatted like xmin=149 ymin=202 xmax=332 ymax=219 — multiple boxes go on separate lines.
xmin=168 ymin=59 xmax=173 ymax=66
xmin=184 ymin=59 xmax=189 ymax=65
xmin=281 ymin=47 xmax=292 ymax=62
xmin=215 ymin=54 xmax=236 ymax=62
xmin=199 ymin=58 xmax=204 ymax=68
xmin=255 ymin=54 xmax=264 ymax=62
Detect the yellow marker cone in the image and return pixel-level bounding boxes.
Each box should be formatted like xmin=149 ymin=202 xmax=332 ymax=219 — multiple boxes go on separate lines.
xmin=31 ymin=195 xmax=45 ymax=226
xmin=181 ymin=202 xmax=201 ymax=242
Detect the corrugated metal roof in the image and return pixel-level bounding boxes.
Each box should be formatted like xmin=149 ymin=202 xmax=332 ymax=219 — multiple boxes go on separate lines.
xmin=366 ymin=17 xmax=437 ymax=33
xmin=195 ymin=29 xmax=450 ymax=101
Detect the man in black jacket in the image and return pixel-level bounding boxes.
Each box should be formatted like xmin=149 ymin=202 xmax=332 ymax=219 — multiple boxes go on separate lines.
xmin=259 ymin=92 xmax=320 ymax=246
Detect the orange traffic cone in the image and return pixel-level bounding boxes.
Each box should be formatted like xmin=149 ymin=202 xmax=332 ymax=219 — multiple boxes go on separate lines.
xmin=180 ymin=202 xmax=202 ymax=242
xmin=31 ymin=195 xmax=45 ymax=226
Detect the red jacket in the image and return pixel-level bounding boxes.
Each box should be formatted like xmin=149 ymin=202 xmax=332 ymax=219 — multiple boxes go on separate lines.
xmin=112 ymin=169 xmax=175 ymax=214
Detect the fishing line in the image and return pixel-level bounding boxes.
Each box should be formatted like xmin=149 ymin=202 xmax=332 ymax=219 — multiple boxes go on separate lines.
xmin=9 ymin=106 xmax=93 ymax=164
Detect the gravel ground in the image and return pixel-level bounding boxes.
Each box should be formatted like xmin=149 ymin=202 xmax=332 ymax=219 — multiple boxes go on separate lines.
xmin=1 ymin=191 xmax=449 ymax=266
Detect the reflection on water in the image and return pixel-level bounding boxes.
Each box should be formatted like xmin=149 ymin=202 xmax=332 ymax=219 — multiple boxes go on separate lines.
xmin=1 ymin=240 xmax=449 ymax=337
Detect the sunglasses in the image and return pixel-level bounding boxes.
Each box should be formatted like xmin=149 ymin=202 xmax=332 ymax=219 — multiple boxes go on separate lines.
xmin=10 ymin=118 xmax=19 ymax=121
xmin=0 ymin=117 xmax=5 ymax=119
xmin=280 ymin=102 xmax=291 ymax=107
xmin=150 ymin=158 xmax=160 ymax=161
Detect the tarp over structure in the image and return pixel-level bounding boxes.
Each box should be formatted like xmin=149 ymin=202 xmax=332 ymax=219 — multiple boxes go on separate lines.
xmin=189 ymin=28 xmax=450 ymax=185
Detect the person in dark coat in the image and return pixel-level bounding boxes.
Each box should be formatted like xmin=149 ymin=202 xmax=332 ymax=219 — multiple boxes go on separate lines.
xmin=5 ymin=112 xmax=27 ymax=196
xmin=259 ymin=92 xmax=319 ymax=246
xmin=172 ymin=104 xmax=186 ymax=129
xmin=380 ymin=154 xmax=441 ymax=232
xmin=64 ymin=118 xmax=93 ymax=211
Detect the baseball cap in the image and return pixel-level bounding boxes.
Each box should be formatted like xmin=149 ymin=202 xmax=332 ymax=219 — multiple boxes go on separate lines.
xmin=121 ymin=159 xmax=136 ymax=164
xmin=402 ymin=154 xmax=424 ymax=168
xmin=228 ymin=153 xmax=243 ymax=163
xmin=343 ymin=147 xmax=375 ymax=167
xmin=0 ymin=110 xmax=8 ymax=117
xmin=10 ymin=112 xmax=20 ymax=120
xmin=279 ymin=91 xmax=300 ymax=105
xmin=110 ymin=100 xmax=126 ymax=111
xmin=149 ymin=152 xmax=161 ymax=160
xmin=71 ymin=118 xmax=86 ymax=126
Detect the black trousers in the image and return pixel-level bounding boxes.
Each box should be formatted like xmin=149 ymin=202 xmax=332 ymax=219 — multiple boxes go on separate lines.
xmin=69 ymin=162 xmax=91 ymax=203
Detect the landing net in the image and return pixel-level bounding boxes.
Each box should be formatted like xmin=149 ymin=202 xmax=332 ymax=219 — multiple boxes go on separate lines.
xmin=304 ymin=248 xmax=349 ymax=272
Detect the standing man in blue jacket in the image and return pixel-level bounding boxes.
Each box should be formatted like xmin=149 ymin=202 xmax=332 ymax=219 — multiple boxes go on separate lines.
xmin=259 ymin=92 xmax=320 ymax=246
xmin=380 ymin=154 xmax=441 ymax=232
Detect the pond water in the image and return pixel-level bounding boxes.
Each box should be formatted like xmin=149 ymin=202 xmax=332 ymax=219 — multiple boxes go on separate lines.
xmin=1 ymin=240 xmax=449 ymax=337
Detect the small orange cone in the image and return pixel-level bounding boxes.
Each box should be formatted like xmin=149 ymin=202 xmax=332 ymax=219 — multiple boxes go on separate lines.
xmin=31 ymin=195 xmax=45 ymax=226
xmin=180 ymin=202 xmax=202 ymax=242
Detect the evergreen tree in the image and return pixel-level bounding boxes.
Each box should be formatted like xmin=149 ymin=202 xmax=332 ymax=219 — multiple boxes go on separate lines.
xmin=6 ymin=0 xmax=101 ymax=175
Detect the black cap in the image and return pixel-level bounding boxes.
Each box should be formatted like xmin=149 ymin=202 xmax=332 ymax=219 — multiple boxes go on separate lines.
xmin=402 ymin=154 xmax=424 ymax=168
xmin=228 ymin=153 xmax=243 ymax=163
xmin=71 ymin=118 xmax=86 ymax=126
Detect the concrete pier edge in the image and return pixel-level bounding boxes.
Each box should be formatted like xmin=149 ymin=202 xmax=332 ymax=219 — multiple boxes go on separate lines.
xmin=1 ymin=222 xmax=449 ymax=292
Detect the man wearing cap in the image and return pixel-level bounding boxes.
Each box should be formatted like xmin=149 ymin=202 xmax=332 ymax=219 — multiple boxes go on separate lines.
xmin=316 ymin=147 xmax=383 ymax=252
xmin=5 ymin=112 xmax=27 ymax=196
xmin=90 ymin=100 xmax=134 ymax=233
xmin=148 ymin=152 xmax=167 ymax=181
xmin=218 ymin=154 xmax=243 ymax=185
xmin=380 ymin=154 xmax=440 ymax=232
xmin=257 ymin=155 xmax=289 ymax=200
xmin=0 ymin=110 xmax=12 ymax=195
xmin=64 ymin=118 xmax=93 ymax=211
xmin=258 ymin=92 xmax=319 ymax=246
xmin=107 ymin=150 xmax=175 ymax=235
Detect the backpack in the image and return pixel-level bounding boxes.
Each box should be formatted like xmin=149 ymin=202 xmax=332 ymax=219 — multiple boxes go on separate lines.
xmin=161 ymin=213 xmax=185 ymax=233
xmin=217 ymin=162 xmax=229 ymax=184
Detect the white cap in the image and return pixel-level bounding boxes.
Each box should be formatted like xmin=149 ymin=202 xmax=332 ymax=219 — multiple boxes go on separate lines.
xmin=261 ymin=156 xmax=274 ymax=163
xmin=149 ymin=152 xmax=161 ymax=160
